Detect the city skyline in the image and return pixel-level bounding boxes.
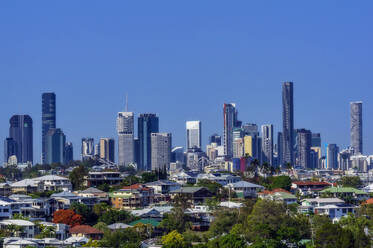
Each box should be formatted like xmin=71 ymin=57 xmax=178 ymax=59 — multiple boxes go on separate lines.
xmin=1 ymin=1 xmax=373 ymax=164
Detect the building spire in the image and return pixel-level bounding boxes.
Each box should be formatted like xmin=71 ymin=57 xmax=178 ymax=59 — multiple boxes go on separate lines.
xmin=125 ymin=93 xmax=128 ymax=112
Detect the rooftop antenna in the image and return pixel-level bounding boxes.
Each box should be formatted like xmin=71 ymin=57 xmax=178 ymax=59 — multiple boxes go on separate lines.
xmin=125 ymin=93 xmax=128 ymax=112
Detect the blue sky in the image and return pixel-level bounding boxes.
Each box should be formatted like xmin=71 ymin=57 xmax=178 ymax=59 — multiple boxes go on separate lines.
xmin=1 ymin=1 xmax=373 ymax=163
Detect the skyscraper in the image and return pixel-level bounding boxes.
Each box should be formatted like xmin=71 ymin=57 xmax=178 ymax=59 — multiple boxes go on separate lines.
xmin=4 ymin=138 xmax=17 ymax=164
xmin=64 ymin=142 xmax=73 ymax=164
xmin=282 ymin=82 xmax=294 ymax=166
xmin=42 ymin=93 xmax=56 ymax=164
xmin=151 ymin=133 xmax=171 ymax=171
xmin=296 ymin=129 xmax=312 ymax=169
xmin=223 ymin=103 xmax=237 ymax=158
xmin=138 ymin=114 xmax=159 ymax=171
xmin=81 ymin=138 xmax=94 ymax=160
xmin=327 ymin=144 xmax=339 ymax=169
xmin=186 ymin=121 xmax=202 ymax=150
xmin=261 ymin=124 xmax=274 ymax=165
xmin=45 ymin=128 xmax=65 ymax=165
xmin=117 ymin=111 xmax=135 ymax=167
xmin=9 ymin=115 xmax=33 ymax=164
xmin=99 ymin=138 xmax=115 ymax=163
xmin=350 ymin=101 xmax=363 ymax=154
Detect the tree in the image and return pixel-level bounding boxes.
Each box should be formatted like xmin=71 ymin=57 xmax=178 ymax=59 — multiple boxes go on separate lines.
xmin=121 ymin=175 xmax=141 ymax=187
xmin=162 ymin=230 xmax=191 ymax=248
xmin=98 ymin=209 xmax=138 ymax=225
xmin=218 ymin=233 xmax=247 ymax=248
xmin=53 ymin=209 xmax=83 ymax=227
xmin=338 ymin=176 xmax=363 ymax=189
xmin=69 ymin=165 xmax=88 ymax=190
xmin=141 ymin=171 xmax=157 ymax=183
xmin=70 ymin=202 xmax=97 ymax=225
xmin=209 ymin=209 xmax=239 ymax=237
xmin=270 ymin=175 xmax=292 ymax=191
xmin=93 ymin=202 xmax=109 ymax=217
xmin=247 ymin=200 xmax=303 ymax=245
xmin=35 ymin=224 xmax=56 ymax=239
xmin=99 ymin=228 xmax=141 ymax=248
xmin=196 ymin=179 xmax=222 ymax=195
xmin=160 ymin=207 xmax=192 ymax=233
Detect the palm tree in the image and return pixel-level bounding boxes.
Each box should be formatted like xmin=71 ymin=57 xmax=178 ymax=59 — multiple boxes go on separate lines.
xmin=250 ymin=159 xmax=260 ymax=178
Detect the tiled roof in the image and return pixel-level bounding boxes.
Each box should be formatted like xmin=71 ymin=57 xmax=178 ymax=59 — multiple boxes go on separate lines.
xmin=258 ymin=188 xmax=291 ymax=195
xmin=364 ymin=198 xmax=373 ymax=205
xmin=122 ymin=184 xmax=151 ymax=191
xmin=293 ymin=181 xmax=332 ymax=186
xmin=69 ymin=225 xmax=103 ymax=235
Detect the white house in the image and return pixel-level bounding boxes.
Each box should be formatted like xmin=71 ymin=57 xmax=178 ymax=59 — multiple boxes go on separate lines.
xmin=0 ymin=219 xmax=35 ymax=238
xmin=226 ymin=181 xmax=264 ymax=198
xmin=33 ymin=175 xmax=72 ymax=192
xmin=145 ymin=180 xmax=181 ymax=194
xmin=314 ymin=204 xmax=356 ymax=222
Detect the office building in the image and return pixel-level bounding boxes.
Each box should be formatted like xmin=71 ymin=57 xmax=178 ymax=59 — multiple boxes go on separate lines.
xmin=338 ymin=148 xmax=354 ymax=171
xmin=233 ymin=138 xmax=244 ymax=158
xmin=4 ymin=138 xmax=16 ymax=164
xmin=261 ymin=124 xmax=274 ymax=165
xmin=151 ymin=133 xmax=171 ymax=171
xmin=64 ymin=142 xmax=73 ymax=164
xmin=81 ymin=138 xmax=94 ymax=160
xmin=138 ymin=114 xmax=159 ymax=171
xmin=326 ymin=144 xmax=339 ymax=170
xmin=42 ymin=93 xmax=56 ymax=164
xmin=171 ymin=147 xmax=184 ymax=164
xmin=186 ymin=121 xmax=202 ymax=149
xmin=9 ymin=115 xmax=33 ymax=164
xmin=350 ymin=102 xmax=363 ymax=154
xmin=209 ymin=134 xmax=221 ymax=146
xmin=223 ymin=103 xmax=237 ymax=158
xmin=45 ymin=128 xmax=66 ymax=165
xmin=242 ymin=123 xmax=259 ymax=136
xmin=99 ymin=138 xmax=115 ymax=163
xmin=312 ymin=133 xmax=321 ymax=147
xmin=296 ymin=129 xmax=312 ymax=169
xmin=117 ymin=111 xmax=135 ymax=167
xmin=282 ymin=82 xmax=294 ymax=166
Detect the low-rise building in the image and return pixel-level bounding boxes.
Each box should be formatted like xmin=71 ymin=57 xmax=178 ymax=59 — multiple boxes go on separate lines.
xmin=76 ymin=187 xmax=108 ymax=202
xmin=145 ymin=180 xmax=181 ymax=194
xmin=10 ymin=179 xmax=42 ymax=194
xmin=33 ymin=175 xmax=72 ymax=192
xmin=70 ymin=225 xmax=104 ymax=240
xmin=319 ymin=187 xmax=369 ymax=201
xmin=299 ymin=198 xmax=345 ymax=214
xmin=84 ymin=171 xmax=123 ymax=187
xmin=314 ymin=204 xmax=356 ymax=222
xmin=0 ymin=219 xmax=35 ymax=238
xmin=258 ymin=189 xmax=297 ymax=205
xmin=110 ymin=184 xmax=154 ymax=209
xmin=169 ymin=187 xmax=213 ymax=205
xmin=291 ymin=181 xmax=333 ymax=196
xmin=225 ymin=181 xmax=264 ymax=198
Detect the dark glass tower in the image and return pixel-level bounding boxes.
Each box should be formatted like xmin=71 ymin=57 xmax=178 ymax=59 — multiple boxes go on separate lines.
xmin=4 ymin=137 xmax=17 ymax=163
xmin=42 ymin=93 xmax=56 ymax=164
xmin=282 ymin=82 xmax=294 ymax=166
xmin=64 ymin=142 xmax=73 ymax=164
xmin=46 ymin=128 xmax=65 ymax=164
xmin=138 ymin=114 xmax=159 ymax=171
xmin=9 ymin=115 xmax=33 ymax=163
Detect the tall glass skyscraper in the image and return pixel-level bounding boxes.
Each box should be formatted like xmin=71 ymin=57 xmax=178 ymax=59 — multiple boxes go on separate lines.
xmin=296 ymin=129 xmax=312 ymax=169
xmin=282 ymin=82 xmax=294 ymax=166
xmin=42 ymin=93 xmax=56 ymax=164
xmin=117 ymin=111 xmax=135 ymax=167
xmin=9 ymin=115 xmax=33 ymax=164
xmin=138 ymin=114 xmax=159 ymax=171
xmin=223 ymin=103 xmax=237 ymax=158
xmin=4 ymin=137 xmax=17 ymax=164
xmin=45 ymin=128 xmax=65 ymax=165
xmin=186 ymin=121 xmax=201 ymax=150
xmin=350 ymin=101 xmax=363 ymax=155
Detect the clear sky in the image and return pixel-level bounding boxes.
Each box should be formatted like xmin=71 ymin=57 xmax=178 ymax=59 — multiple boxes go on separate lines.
xmin=1 ymin=1 xmax=373 ymax=164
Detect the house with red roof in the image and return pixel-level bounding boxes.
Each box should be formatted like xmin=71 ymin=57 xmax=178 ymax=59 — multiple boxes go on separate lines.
xmin=69 ymin=225 xmax=103 ymax=240
xmin=291 ymin=181 xmax=334 ymax=196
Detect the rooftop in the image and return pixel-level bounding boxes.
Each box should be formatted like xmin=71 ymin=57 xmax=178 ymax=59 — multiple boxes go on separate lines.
xmin=70 ymin=225 xmax=103 ymax=235
xmin=320 ymin=187 xmax=368 ymax=195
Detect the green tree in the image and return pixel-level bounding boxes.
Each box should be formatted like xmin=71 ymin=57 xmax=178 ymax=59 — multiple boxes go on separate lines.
xmin=218 ymin=233 xmax=247 ymax=248
xmin=141 ymin=171 xmax=157 ymax=183
xmin=93 ymin=202 xmax=109 ymax=216
xmin=70 ymin=202 xmax=98 ymax=225
xmin=99 ymin=228 xmax=141 ymax=248
xmin=160 ymin=207 xmax=192 ymax=233
xmin=98 ymin=209 xmax=137 ymax=225
xmin=338 ymin=176 xmax=363 ymax=189
xmin=69 ymin=165 xmax=88 ymax=190
xmin=35 ymin=224 xmax=56 ymax=239
xmin=208 ymin=209 xmax=239 ymax=237
xmin=270 ymin=175 xmax=292 ymax=191
xmin=162 ymin=230 xmax=191 ymax=248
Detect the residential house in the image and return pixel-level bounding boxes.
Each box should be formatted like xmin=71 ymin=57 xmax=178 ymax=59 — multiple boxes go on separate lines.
xmin=0 ymin=219 xmax=35 ymax=238
xmin=225 ymin=181 xmax=264 ymax=198
xmin=145 ymin=180 xmax=181 ymax=194
xmin=299 ymin=198 xmax=345 ymax=214
xmin=38 ymin=221 xmax=69 ymax=240
xmin=291 ymin=181 xmax=333 ymax=196
xmin=319 ymin=187 xmax=369 ymax=202
xmin=0 ymin=183 xmax=11 ymax=196
xmin=197 ymin=173 xmax=241 ymax=186
xmin=169 ymin=187 xmax=213 ymax=205
xmin=110 ymin=184 xmax=154 ymax=209
xmin=69 ymin=225 xmax=104 ymax=240
xmin=10 ymin=179 xmax=42 ymax=194
xmin=258 ymin=189 xmax=297 ymax=205
xmin=169 ymin=171 xmax=197 ymax=185
xmin=314 ymin=204 xmax=356 ymax=222
xmin=84 ymin=171 xmax=123 ymax=187
xmin=33 ymin=175 xmax=72 ymax=192
xmin=76 ymin=187 xmax=108 ymax=202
